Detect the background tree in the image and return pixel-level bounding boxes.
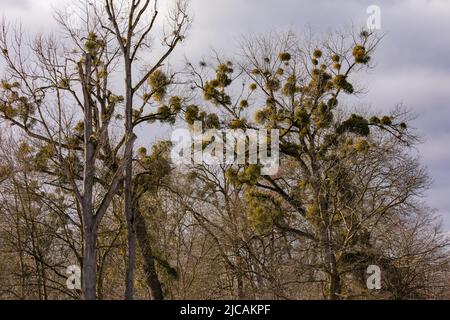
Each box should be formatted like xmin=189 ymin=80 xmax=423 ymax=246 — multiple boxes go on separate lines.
xmin=185 ymin=30 xmax=449 ymax=299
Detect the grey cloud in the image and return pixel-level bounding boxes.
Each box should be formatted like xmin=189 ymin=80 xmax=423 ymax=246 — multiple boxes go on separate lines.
xmin=1 ymin=0 xmax=30 ymax=9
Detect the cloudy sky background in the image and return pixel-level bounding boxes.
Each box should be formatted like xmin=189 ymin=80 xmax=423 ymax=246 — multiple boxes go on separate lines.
xmin=1 ymin=0 xmax=450 ymax=231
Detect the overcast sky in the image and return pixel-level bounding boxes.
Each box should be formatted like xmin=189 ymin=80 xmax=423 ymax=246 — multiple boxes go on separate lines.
xmin=1 ymin=0 xmax=450 ymax=231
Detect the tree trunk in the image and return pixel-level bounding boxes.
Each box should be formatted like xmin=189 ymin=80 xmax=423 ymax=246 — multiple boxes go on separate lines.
xmin=80 ymin=53 xmax=98 ymax=300
xmin=82 ymin=225 xmax=97 ymax=300
xmin=124 ymin=198 xmax=136 ymax=300
xmin=135 ymin=206 xmax=164 ymax=300
xmin=124 ymin=58 xmax=136 ymax=300
xmin=321 ymin=226 xmax=341 ymax=300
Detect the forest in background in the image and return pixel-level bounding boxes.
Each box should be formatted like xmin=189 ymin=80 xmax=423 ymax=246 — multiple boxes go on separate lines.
xmin=0 ymin=0 xmax=449 ymax=300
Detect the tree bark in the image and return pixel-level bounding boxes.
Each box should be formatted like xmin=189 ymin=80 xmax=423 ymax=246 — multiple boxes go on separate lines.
xmin=82 ymin=224 xmax=97 ymax=300
xmin=80 ymin=53 xmax=98 ymax=300
xmin=315 ymin=176 xmax=341 ymax=300
xmin=124 ymin=57 xmax=136 ymax=300
xmin=135 ymin=205 xmax=164 ymax=300
xmin=320 ymin=225 xmax=341 ymax=300
xmin=124 ymin=199 xmax=136 ymax=300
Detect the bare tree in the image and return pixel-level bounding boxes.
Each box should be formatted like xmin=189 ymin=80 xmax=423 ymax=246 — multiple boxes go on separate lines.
xmin=102 ymin=0 xmax=190 ymax=299
xmin=184 ymin=30 xmax=448 ymax=299
xmin=0 ymin=13 xmax=134 ymax=299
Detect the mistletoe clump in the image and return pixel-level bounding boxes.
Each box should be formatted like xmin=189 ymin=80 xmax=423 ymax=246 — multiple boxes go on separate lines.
xmin=353 ymin=45 xmax=371 ymax=64
xmin=279 ymin=52 xmax=292 ymax=62
xmin=337 ymin=114 xmax=370 ymax=136
xmin=148 ymin=69 xmax=170 ymax=102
